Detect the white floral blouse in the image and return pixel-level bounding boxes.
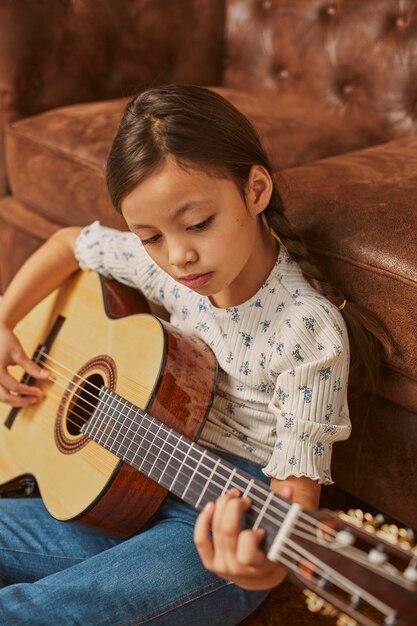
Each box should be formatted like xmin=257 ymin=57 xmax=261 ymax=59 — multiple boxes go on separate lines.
xmin=75 ymin=221 xmax=351 ymax=484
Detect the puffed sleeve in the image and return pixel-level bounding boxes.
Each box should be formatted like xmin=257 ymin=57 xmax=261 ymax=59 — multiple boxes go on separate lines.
xmin=74 ymin=221 xmax=169 ymax=304
xmin=263 ymin=299 xmax=351 ymax=485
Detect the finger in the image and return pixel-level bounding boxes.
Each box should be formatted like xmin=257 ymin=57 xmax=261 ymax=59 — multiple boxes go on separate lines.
xmin=236 ymin=528 xmax=268 ymax=567
xmin=276 ymin=485 xmax=293 ymax=501
xmin=0 ymin=371 xmax=43 ymax=397
xmin=194 ymin=501 xmax=215 ymax=567
xmin=211 ymin=488 xmax=241 ymax=534
xmin=13 ymin=352 xmax=49 ymax=380
xmin=212 ymin=495 xmax=252 ymax=569
xmin=0 ymin=385 xmax=40 ymax=407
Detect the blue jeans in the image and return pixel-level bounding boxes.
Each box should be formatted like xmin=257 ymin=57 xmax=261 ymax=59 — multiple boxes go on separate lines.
xmin=0 ymin=452 xmax=270 ymax=625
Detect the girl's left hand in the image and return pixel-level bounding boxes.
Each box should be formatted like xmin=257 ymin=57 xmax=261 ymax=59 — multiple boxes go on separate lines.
xmin=193 ymin=486 xmax=292 ymax=590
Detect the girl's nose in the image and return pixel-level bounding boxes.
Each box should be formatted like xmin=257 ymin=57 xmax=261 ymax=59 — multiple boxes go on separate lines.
xmin=168 ymin=241 xmax=198 ymax=268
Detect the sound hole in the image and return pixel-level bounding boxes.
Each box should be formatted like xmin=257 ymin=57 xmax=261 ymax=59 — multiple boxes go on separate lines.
xmin=67 ymin=373 xmax=104 ymax=435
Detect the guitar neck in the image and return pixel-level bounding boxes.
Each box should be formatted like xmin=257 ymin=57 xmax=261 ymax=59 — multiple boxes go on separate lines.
xmin=82 ymin=387 xmax=417 ymax=626
xmin=82 ymin=386 xmax=291 ymax=557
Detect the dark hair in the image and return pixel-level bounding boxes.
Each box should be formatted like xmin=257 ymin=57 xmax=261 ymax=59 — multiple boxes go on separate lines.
xmin=106 ymin=84 xmax=391 ymax=397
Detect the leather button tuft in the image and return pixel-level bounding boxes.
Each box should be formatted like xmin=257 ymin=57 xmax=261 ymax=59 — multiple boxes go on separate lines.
xmin=395 ymin=15 xmax=409 ymax=29
xmin=262 ymin=0 xmax=273 ymax=11
xmin=278 ymin=68 xmax=289 ymax=79
xmin=324 ymin=4 xmax=337 ymax=17
xmin=342 ymin=84 xmax=354 ymax=97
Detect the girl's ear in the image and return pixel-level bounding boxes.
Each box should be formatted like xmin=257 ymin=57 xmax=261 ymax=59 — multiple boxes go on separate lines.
xmin=245 ymin=165 xmax=273 ymax=216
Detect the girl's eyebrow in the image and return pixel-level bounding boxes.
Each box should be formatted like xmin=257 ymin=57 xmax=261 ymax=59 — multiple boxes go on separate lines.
xmin=131 ymin=201 xmax=209 ymax=229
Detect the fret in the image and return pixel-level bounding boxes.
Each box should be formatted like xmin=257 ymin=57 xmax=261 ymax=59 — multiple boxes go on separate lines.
xmin=82 ymin=387 xmax=287 ymax=551
xmin=117 ymin=413 xmax=145 ymax=462
xmin=153 ymin=427 xmax=183 ymax=485
xmin=137 ymin=420 xmax=164 ymax=473
xmin=142 ymin=426 xmax=181 ymax=484
xmin=168 ymin=443 xmax=193 ymax=492
xmin=267 ymin=503 xmax=301 ymax=561
xmin=117 ymin=413 xmax=140 ymax=462
xmin=242 ymin=478 xmax=255 ymax=499
xmin=97 ymin=389 xmax=118 ymax=446
xmin=101 ymin=394 xmax=123 ymax=449
xmin=166 ymin=441 xmax=208 ymax=499
xmin=230 ymin=472 xmax=251 ymax=493
xmin=188 ymin=449 xmax=221 ymax=493
xmin=126 ymin=417 xmax=159 ymax=470
xmin=113 ymin=399 xmax=138 ymax=457
xmin=181 ymin=449 xmax=207 ymax=501
xmin=83 ymin=392 xmax=107 ymax=439
xmin=165 ymin=438 xmax=213 ymax=498
xmin=252 ymin=489 xmax=275 ymax=530
xmin=195 ymin=459 xmax=221 ymax=508
xmin=107 ymin=391 xmax=123 ymax=444
xmin=220 ymin=467 xmax=237 ymax=496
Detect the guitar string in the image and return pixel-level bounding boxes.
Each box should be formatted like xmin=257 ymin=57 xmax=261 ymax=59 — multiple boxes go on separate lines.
xmin=88 ymin=390 xmax=410 ymax=600
xmin=38 ymin=353 xmax=403 ymax=567
xmin=37 ymin=356 xmax=338 ymax=537
xmin=39 ymin=352 xmax=357 ymax=545
xmin=24 ymin=363 xmax=398 ymax=616
xmin=34 ymin=355 xmax=412 ymax=580
xmin=39 ymin=381 xmax=390 ymax=620
xmin=42 ymin=367 xmax=322 ymax=537
xmin=36 ymin=354 xmax=409 ymax=573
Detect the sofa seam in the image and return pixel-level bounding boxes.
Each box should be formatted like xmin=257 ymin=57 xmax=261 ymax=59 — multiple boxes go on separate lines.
xmin=308 ymin=245 xmax=416 ymax=288
xmin=6 ymin=125 xmax=106 ymax=175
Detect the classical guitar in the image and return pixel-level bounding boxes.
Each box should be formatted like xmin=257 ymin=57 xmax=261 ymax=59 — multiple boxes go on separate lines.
xmin=0 ymin=270 xmax=416 ymax=626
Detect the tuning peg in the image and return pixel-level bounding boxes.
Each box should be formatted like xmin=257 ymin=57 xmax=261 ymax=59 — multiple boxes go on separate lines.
xmin=403 ymin=563 xmax=417 ymax=583
xmin=368 ymin=545 xmax=387 ymax=565
xmin=335 ymin=529 xmax=355 ymax=547
xmin=349 ymin=593 xmax=362 ymax=610
xmin=374 ymin=513 xmax=388 ymax=527
xmin=317 ymin=574 xmax=330 ymax=589
xmin=383 ymin=612 xmax=399 ymax=626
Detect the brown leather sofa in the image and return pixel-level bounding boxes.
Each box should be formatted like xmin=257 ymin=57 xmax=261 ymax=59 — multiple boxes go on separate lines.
xmin=0 ymin=1 xmax=416 ymax=623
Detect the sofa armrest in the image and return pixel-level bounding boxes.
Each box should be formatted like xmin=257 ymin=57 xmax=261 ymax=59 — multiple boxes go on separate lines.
xmin=0 ymin=0 xmax=225 ymax=194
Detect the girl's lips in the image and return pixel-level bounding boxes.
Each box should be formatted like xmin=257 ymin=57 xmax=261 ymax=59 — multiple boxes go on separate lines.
xmin=179 ymin=272 xmax=214 ymax=288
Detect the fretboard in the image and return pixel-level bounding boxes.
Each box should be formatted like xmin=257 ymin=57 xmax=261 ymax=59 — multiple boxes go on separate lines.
xmin=82 ymin=387 xmax=294 ymax=556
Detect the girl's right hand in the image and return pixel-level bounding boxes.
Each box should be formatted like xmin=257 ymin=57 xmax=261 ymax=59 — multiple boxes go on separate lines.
xmin=0 ymin=324 xmax=49 ymax=407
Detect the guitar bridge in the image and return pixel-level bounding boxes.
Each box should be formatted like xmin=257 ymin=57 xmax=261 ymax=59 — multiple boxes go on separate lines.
xmin=3 ymin=315 xmax=66 ymax=430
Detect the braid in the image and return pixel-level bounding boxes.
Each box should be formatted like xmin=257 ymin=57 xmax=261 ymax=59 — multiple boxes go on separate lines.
xmin=265 ymin=189 xmax=392 ymax=398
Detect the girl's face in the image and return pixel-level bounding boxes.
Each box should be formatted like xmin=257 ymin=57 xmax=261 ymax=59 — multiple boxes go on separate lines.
xmin=121 ymin=157 xmax=277 ymax=308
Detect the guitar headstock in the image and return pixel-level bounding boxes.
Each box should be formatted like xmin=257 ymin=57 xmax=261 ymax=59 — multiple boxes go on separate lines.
xmin=286 ymin=508 xmax=417 ymax=626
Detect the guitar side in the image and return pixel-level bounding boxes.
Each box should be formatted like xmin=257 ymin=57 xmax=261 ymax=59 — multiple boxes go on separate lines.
xmin=0 ymin=270 xmax=217 ymax=536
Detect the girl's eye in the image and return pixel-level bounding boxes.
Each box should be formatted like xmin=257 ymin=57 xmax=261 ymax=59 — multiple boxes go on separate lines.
xmin=140 ymin=216 xmax=213 ymax=245
xmin=140 ymin=234 xmax=161 ymax=246
xmin=188 ymin=216 xmax=214 ymax=231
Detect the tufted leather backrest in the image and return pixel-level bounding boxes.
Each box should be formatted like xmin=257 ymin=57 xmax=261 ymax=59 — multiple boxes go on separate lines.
xmin=224 ymin=0 xmax=417 ymax=139
xmin=0 ymin=0 xmax=225 ymax=121
xmin=0 ymin=0 xmax=225 ymax=193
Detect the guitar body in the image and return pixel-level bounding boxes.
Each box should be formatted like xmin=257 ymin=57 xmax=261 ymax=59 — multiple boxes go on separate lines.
xmin=0 ymin=270 xmax=216 ymax=536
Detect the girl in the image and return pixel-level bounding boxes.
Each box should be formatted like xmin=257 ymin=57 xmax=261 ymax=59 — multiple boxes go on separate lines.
xmin=0 ymin=85 xmax=387 ymax=625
